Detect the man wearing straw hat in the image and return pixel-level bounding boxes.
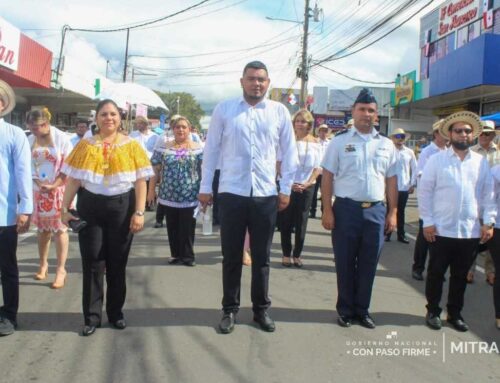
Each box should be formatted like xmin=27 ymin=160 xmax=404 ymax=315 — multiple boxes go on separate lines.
xmin=466 ymin=120 xmax=499 ymax=285
xmin=418 ymin=111 xmax=495 ymax=332
xmin=0 ymin=80 xmax=33 ymax=336
xmin=386 ymin=128 xmax=417 ymax=244
xmin=411 ymin=119 xmax=448 ymax=281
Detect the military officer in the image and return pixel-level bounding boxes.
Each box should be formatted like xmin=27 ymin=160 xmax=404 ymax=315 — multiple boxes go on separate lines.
xmin=321 ymin=88 xmax=398 ymax=329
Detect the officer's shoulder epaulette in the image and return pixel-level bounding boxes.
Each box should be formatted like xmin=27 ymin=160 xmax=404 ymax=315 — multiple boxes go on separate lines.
xmin=335 ymin=128 xmax=349 ymax=137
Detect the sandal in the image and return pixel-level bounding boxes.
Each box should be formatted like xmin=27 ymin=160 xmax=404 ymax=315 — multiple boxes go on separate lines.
xmin=282 ymin=256 xmax=292 ymax=267
xmin=466 ymin=271 xmax=474 ymax=284
xmin=293 ymin=257 xmax=303 ymax=268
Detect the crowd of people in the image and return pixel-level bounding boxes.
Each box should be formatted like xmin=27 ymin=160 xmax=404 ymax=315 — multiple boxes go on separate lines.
xmin=1 ymin=58 xmax=500 ymax=338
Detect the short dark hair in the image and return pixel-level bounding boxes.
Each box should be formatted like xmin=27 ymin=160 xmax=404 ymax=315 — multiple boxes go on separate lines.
xmin=243 ymin=61 xmax=268 ymax=76
xmin=76 ymin=119 xmax=88 ymax=127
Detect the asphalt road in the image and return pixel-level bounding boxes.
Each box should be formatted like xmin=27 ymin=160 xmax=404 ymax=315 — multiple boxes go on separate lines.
xmin=1 ymin=196 xmax=499 ymax=383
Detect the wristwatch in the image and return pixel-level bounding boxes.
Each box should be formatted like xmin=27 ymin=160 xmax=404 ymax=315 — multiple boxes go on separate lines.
xmin=134 ymin=210 xmax=145 ymax=217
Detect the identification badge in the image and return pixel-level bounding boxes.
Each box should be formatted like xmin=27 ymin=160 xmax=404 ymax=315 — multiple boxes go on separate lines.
xmin=345 ymin=144 xmax=356 ymax=153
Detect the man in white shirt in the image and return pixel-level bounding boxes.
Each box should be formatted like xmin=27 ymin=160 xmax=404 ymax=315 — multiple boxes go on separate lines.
xmin=467 ymin=120 xmax=498 ymax=285
xmin=0 ymin=80 xmax=33 ymax=336
xmin=386 ymin=128 xmax=417 ymax=243
xmin=418 ymin=111 xmax=495 ymax=332
xmin=70 ymin=119 xmax=89 ymax=147
xmin=412 ymin=120 xmax=448 ymax=281
xmin=199 ymin=61 xmax=298 ymax=334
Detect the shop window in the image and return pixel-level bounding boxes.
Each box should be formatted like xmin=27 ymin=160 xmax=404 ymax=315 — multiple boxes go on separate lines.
xmin=468 ymin=20 xmax=481 ymax=42
xmin=420 ymin=47 xmax=429 ymax=80
xmin=446 ymin=32 xmax=456 ymax=53
xmin=436 ymin=38 xmax=446 ymax=59
xmin=457 ymin=26 xmax=468 ymax=48
xmin=494 ymin=9 xmax=500 ymax=34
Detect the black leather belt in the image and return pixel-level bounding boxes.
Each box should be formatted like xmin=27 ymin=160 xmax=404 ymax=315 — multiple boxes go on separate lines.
xmin=336 ymin=197 xmax=383 ymax=208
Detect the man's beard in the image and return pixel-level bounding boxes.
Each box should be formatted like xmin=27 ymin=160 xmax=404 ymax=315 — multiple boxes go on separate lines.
xmin=451 ymin=139 xmax=472 ymax=151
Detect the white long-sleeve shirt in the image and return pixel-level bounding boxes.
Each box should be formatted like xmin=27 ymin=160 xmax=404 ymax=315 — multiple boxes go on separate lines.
xmin=416 ymin=141 xmax=445 ymax=178
xmin=200 ymin=97 xmax=298 ymax=196
xmin=293 ymin=140 xmax=322 ymax=184
xmin=418 ymin=147 xmax=496 ymax=239
xmin=395 ymin=145 xmax=417 ymax=191
xmin=491 ymin=164 xmax=500 ymax=229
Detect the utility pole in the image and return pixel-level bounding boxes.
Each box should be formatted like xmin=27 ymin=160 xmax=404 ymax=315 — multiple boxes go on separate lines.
xmin=299 ymin=0 xmax=310 ymax=109
xmin=123 ymin=28 xmax=130 ymax=82
xmin=55 ymin=25 xmax=70 ymax=86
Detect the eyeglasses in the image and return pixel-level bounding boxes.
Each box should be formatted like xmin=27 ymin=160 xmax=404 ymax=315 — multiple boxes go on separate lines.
xmin=451 ymin=128 xmax=473 ymax=135
xmin=393 ymin=134 xmax=406 ymax=139
xmin=480 ymin=132 xmax=495 ymax=137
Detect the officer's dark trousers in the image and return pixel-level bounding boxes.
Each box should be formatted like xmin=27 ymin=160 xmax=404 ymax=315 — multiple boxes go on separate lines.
xmin=0 ymin=226 xmax=19 ymax=323
xmin=279 ymin=186 xmax=314 ymax=258
xmin=425 ymin=236 xmax=477 ymax=318
xmin=309 ymin=175 xmax=322 ymax=217
xmin=397 ymin=191 xmax=409 ymax=238
xmin=219 ymin=192 xmax=277 ymax=314
xmin=332 ymin=197 xmax=385 ymax=317
xmin=164 ymin=205 xmax=196 ymax=262
xmin=412 ymin=219 xmax=429 ymax=274
xmin=77 ymin=189 xmax=134 ymax=326
xmin=487 ymin=228 xmax=500 ymax=319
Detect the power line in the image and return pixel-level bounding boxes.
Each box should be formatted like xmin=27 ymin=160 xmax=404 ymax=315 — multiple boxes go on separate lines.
xmin=68 ymin=0 xmax=212 ymax=33
xmin=316 ymin=63 xmax=395 ymax=84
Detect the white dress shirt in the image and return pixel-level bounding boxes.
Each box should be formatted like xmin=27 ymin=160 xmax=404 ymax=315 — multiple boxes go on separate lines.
xmin=200 ymin=97 xmax=298 ymax=196
xmin=418 ymin=147 xmax=496 ymax=238
xmin=130 ymin=130 xmax=159 ymax=159
xmin=491 ymin=164 xmax=500 ymax=229
xmin=416 ymin=141 xmax=445 ymax=178
xmin=395 ymin=145 xmax=417 ymax=191
xmin=293 ymin=140 xmax=322 ymax=184
xmin=321 ymin=127 xmax=397 ymax=202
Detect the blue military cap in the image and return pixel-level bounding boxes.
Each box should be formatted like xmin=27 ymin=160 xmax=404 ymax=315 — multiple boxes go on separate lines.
xmin=354 ymin=88 xmax=377 ymax=105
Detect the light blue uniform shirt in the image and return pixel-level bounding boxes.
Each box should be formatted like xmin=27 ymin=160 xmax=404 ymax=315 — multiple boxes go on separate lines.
xmin=321 ymin=127 xmax=397 ymax=202
xmin=0 ymin=119 xmax=33 ymax=226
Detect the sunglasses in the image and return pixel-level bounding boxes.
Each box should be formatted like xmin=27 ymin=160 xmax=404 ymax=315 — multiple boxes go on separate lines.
xmin=480 ymin=132 xmax=495 ymax=137
xmin=451 ymin=128 xmax=473 ymax=135
xmin=393 ymin=134 xmax=406 ymax=139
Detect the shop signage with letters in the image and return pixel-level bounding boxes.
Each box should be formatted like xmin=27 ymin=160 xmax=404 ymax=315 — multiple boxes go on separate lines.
xmin=0 ymin=17 xmax=20 ymax=71
xmin=438 ymin=0 xmax=481 ymax=37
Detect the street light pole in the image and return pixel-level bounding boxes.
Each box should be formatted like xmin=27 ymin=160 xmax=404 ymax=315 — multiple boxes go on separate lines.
xmin=299 ymin=0 xmax=310 ymax=109
xmin=123 ymin=28 xmax=130 ymax=82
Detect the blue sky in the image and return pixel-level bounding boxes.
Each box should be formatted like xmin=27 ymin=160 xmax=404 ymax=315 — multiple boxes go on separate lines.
xmin=0 ymin=0 xmax=445 ymax=110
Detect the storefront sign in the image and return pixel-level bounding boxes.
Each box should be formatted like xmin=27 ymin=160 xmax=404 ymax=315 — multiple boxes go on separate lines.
xmin=394 ymin=71 xmax=416 ymax=106
xmin=0 ymin=17 xmax=20 ymax=71
xmin=438 ymin=0 xmax=480 ymax=37
xmin=314 ymin=114 xmax=349 ymax=130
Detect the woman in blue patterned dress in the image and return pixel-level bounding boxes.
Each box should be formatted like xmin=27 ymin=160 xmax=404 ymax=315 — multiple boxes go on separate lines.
xmin=147 ymin=116 xmax=203 ymax=266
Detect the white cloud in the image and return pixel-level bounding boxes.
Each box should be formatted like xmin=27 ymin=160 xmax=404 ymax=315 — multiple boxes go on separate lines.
xmin=1 ymin=0 xmax=447 ymax=111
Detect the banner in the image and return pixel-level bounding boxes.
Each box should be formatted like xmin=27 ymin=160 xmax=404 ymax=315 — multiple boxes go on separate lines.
xmin=438 ymin=0 xmax=481 ymax=38
xmin=0 ymin=16 xmax=21 ymax=71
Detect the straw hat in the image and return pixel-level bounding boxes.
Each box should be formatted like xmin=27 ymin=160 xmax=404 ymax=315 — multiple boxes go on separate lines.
xmin=480 ymin=120 xmax=498 ymax=134
xmin=389 ymin=128 xmax=411 ymax=141
xmin=0 ymin=79 xmax=16 ymax=118
xmin=439 ymin=111 xmax=482 ymax=139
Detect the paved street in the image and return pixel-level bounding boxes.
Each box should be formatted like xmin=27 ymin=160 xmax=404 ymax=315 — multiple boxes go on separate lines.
xmin=1 ymin=196 xmax=499 ymax=383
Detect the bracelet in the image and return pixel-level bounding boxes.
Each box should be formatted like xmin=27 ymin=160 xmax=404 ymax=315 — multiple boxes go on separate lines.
xmin=134 ymin=210 xmax=145 ymax=217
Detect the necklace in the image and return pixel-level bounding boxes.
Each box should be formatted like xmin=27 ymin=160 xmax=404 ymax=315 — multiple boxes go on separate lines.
xmin=95 ymin=133 xmax=120 ymax=170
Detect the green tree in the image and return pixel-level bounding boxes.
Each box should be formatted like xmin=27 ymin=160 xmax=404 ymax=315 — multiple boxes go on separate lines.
xmin=150 ymin=91 xmax=205 ymax=131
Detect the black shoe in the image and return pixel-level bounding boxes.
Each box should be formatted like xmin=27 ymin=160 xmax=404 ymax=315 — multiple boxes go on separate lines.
xmin=337 ymin=315 xmax=353 ymax=328
xmin=309 ymin=212 xmax=316 ymax=219
xmin=358 ymin=314 xmax=376 ymax=329
xmin=0 ymin=317 xmax=16 ymax=336
xmin=183 ymin=260 xmax=196 ymax=267
xmin=447 ymin=317 xmax=469 ymax=332
xmin=253 ymin=312 xmax=276 ymax=332
xmin=219 ymin=312 xmax=235 ymax=334
xmin=111 ymin=319 xmax=127 ymax=330
xmin=426 ymin=313 xmax=442 ymax=330
xmin=154 ymin=222 xmax=163 ymax=228
xmin=82 ymin=324 xmax=98 ymax=336
xmin=412 ymin=271 xmax=424 ymax=281
xmin=398 ymin=236 xmax=410 ymax=244
xmin=385 ymin=235 xmax=391 ymax=242
xmin=168 ymin=258 xmax=182 ymax=265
